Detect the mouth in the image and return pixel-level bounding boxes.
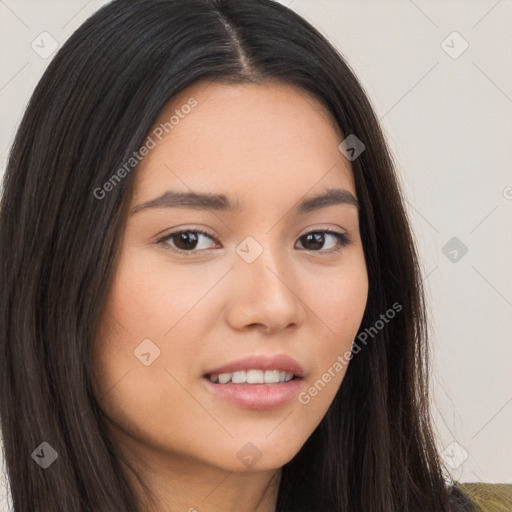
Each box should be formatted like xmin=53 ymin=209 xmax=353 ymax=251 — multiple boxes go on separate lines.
xmin=206 ymin=369 xmax=298 ymax=385
xmin=202 ymin=354 xmax=305 ymax=410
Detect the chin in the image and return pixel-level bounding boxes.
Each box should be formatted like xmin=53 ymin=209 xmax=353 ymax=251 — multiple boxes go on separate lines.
xmin=202 ymin=433 xmax=307 ymax=473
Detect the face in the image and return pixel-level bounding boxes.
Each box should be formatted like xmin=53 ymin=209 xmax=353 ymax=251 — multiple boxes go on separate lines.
xmin=92 ymin=80 xmax=368 ymax=475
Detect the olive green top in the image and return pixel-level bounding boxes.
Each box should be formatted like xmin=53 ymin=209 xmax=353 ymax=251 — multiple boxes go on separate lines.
xmin=456 ymin=483 xmax=512 ymax=512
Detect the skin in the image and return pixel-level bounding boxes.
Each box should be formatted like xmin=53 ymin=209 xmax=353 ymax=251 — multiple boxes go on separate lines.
xmin=92 ymin=80 xmax=369 ymax=512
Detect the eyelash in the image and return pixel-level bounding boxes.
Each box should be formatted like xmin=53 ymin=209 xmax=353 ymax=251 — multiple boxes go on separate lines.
xmin=156 ymin=228 xmax=352 ymax=257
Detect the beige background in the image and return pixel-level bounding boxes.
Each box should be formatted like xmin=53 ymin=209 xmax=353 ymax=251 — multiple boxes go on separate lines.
xmin=1 ymin=0 xmax=511 ymax=508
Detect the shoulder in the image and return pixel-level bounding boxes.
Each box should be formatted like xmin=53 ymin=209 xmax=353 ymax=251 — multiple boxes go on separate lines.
xmin=448 ymin=482 xmax=512 ymax=512
xmin=447 ymin=483 xmax=482 ymax=512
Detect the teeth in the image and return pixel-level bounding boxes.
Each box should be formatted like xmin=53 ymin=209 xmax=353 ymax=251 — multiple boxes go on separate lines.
xmin=246 ymin=369 xmax=264 ymax=384
xmin=231 ymin=371 xmax=246 ymax=384
xmin=264 ymin=370 xmax=280 ymax=383
xmin=218 ymin=373 xmax=231 ymax=384
xmin=208 ymin=369 xmax=295 ymax=384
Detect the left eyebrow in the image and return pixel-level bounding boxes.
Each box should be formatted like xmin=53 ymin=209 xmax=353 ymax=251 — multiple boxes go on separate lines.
xmin=130 ymin=187 xmax=359 ymax=215
xmin=296 ymin=188 xmax=359 ymax=213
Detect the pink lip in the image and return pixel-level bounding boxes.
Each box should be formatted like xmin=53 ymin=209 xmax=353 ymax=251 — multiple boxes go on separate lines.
xmin=202 ymin=378 xmax=303 ymax=410
xmin=202 ymin=353 xmax=305 ymax=410
xmin=204 ymin=353 xmax=305 ymax=378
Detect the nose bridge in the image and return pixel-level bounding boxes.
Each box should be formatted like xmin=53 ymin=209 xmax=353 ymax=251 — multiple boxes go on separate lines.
xmin=228 ymin=232 xmax=304 ymax=331
xmin=236 ymin=232 xmax=288 ymax=288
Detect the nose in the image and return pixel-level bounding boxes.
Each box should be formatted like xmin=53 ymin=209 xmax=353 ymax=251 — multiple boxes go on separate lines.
xmin=224 ymin=240 xmax=306 ymax=334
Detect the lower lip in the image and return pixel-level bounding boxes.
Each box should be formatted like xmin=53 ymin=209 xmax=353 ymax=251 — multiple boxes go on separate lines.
xmin=202 ymin=377 xmax=303 ymax=410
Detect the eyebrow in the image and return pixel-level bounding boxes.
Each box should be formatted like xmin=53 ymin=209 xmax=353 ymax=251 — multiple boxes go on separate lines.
xmin=131 ymin=187 xmax=359 ymax=215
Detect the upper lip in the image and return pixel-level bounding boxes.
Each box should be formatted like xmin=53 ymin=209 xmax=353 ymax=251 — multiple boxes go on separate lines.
xmin=205 ymin=353 xmax=305 ymax=378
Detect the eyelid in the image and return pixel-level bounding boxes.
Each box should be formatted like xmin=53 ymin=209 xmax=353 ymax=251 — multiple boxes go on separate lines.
xmin=295 ymin=228 xmax=351 ymax=254
xmin=297 ymin=224 xmax=346 ymax=238
xmin=155 ymin=227 xmax=220 ymax=255
xmin=155 ymin=225 xmax=351 ymax=256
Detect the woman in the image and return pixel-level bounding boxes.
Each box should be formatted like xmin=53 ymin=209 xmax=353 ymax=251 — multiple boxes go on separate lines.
xmin=0 ymin=0 xmax=480 ymax=510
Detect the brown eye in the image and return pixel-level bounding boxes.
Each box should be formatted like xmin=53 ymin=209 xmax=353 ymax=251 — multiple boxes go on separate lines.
xmin=296 ymin=230 xmax=351 ymax=253
xmin=171 ymin=231 xmax=200 ymax=251
xmin=158 ymin=229 xmax=219 ymax=255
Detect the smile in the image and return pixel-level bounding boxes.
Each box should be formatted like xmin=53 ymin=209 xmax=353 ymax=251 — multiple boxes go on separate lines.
xmin=208 ymin=369 xmax=295 ymax=385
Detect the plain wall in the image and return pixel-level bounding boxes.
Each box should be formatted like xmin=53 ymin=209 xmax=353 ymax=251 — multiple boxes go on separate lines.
xmin=1 ymin=0 xmax=511 ymax=508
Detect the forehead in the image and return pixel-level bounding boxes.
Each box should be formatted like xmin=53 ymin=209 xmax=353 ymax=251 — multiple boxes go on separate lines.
xmin=132 ymin=80 xmax=355 ymax=206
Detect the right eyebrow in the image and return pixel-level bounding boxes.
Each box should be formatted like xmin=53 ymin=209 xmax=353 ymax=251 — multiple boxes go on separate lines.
xmin=131 ymin=190 xmax=236 ymax=214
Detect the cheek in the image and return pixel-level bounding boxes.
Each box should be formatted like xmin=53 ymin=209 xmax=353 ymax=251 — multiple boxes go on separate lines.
xmin=299 ymin=253 xmax=368 ymax=405
xmin=305 ymin=249 xmax=368 ymax=344
xmin=319 ymin=271 xmax=368 ymax=335
xmin=104 ymin=245 xmax=228 ymax=340
xmin=91 ymin=246 xmax=229 ymax=430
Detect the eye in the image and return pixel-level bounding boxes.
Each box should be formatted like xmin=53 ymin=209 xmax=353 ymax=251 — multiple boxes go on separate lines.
xmin=295 ymin=229 xmax=351 ymax=254
xmin=156 ymin=228 xmax=351 ymax=256
xmin=157 ymin=229 xmax=219 ymax=255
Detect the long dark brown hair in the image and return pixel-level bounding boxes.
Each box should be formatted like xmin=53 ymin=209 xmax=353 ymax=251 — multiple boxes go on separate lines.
xmin=0 ymin=0 xmax=475 ymax=510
